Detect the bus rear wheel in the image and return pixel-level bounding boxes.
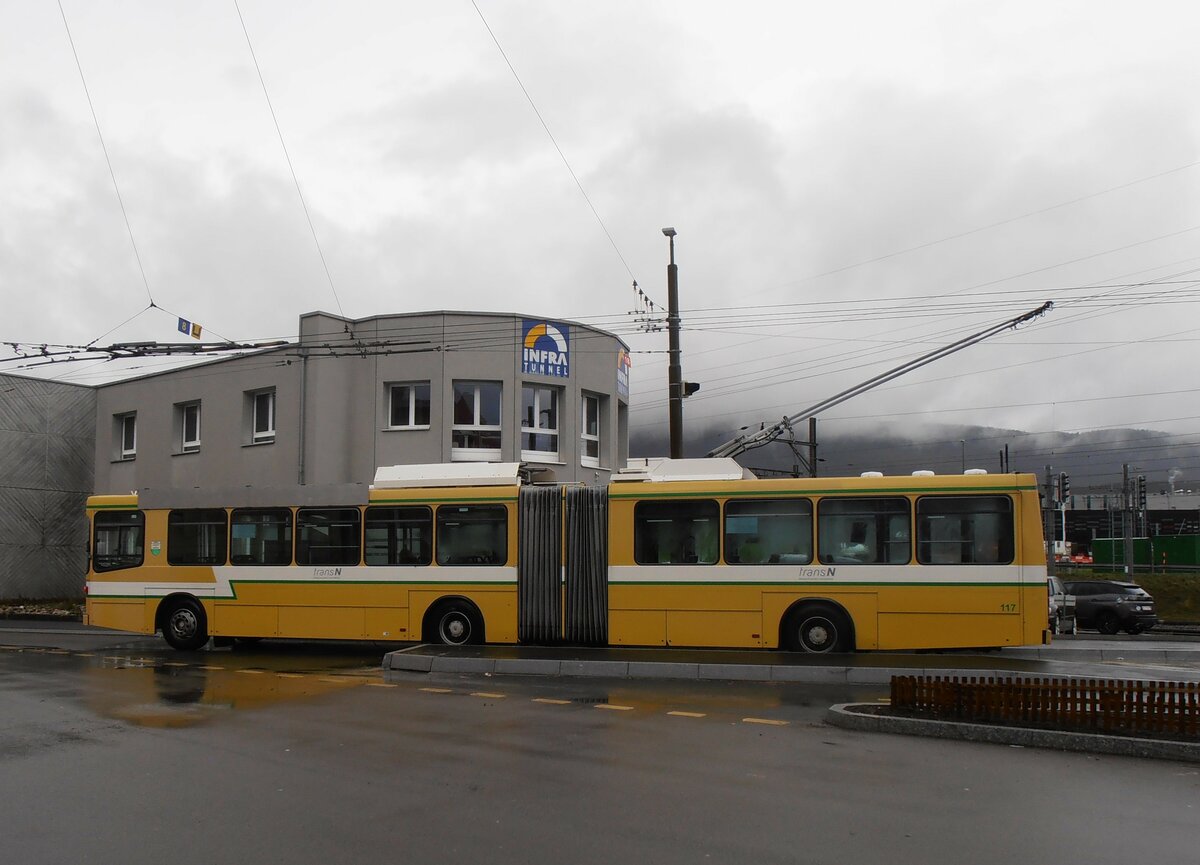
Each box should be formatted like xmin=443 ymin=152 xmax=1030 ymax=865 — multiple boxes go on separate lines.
xmin=426 ymin=601 xmax=483 ymax=646
xmin=783 ymin=604 xmax=853 ymax=653
xmin=161 ymin=597 xmax=208 ymax=651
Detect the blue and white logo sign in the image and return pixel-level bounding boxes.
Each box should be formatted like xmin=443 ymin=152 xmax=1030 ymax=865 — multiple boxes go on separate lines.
xmin=522 ymin=320 xmax=570 ymax=378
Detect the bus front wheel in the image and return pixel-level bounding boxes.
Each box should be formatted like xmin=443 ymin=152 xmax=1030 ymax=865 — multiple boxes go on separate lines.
xmin=426 ymin=601 xmax=483 ymax=646
xmin=782 ymin=604 xmax=853 ymax=653
xmin=161 ymin=597 xmax=209 ymax=651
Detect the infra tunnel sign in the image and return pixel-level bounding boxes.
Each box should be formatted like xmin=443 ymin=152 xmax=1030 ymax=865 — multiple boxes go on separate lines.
xmin=522 ymin=320 xmax=570 ymax=378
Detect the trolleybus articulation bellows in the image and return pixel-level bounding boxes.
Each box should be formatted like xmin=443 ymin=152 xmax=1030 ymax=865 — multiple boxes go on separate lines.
xmin=85 ymin=458 xmax=1050 ymax=652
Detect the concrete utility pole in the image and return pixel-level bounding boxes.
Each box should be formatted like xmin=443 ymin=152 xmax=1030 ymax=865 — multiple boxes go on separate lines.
xmin=664 ymin=227 xmax=683 ymax=459
xmin=1122 ymin=463 xmax=1134 ymax=577
xmin=1044 ymin=465 xmax=1056 ymax=576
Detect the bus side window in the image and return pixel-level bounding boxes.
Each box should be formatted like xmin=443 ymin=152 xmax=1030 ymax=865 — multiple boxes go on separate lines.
xmin=436 ymin=505 xmax=507 ymax=566
xmin=723 ymin=499 xmax=812 ymax=566
xmin=230 ymin=508 xmax=294 ymax=566
xmin=365 ymin=506 xmax=433 ymax=566
xmin=817 ymin=498 xmax=910 ymax=565
xmin=633 ymin=500 xmax=719 ymax=565
xmin=916 ymin=495 xmax=1014 ymax=565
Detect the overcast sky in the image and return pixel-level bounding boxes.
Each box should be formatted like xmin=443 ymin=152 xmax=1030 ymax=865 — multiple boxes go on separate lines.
xmin=3 ymin=1 xmax=1199 ymax=471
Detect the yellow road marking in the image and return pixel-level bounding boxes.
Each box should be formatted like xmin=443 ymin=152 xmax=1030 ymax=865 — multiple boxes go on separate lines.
xmin=532 ymin=698 xmax=571 ymax=705
xmin=198 ymin=665 xmax=225 ymax=671
xmin=420 ymin=687 xmax=453 ymax=694
xmin=161 ymin=661 xmax=188 ymax=667
xmin=319 ymin=676 xmax=354 ymax=683
xmin=74 ymin=652 xmax=96 ymax=657
xmin=595 ymin=704 xmax=634 ymax=712
xmin=365 ymin=682 xmax=398 ymax=688
xmin=742 ymin=717 xmax=789 ymax=726
xmin=667 ymin=711 xmax=706 ymax=718
xmin=471 ymin=692 xmax=506 ymax=699
xmin=48 ymin=649 xmax=69 ymax=654
xmin=275 ymin=672 xmax=304 ymax=679
xmin=235 ymin=669 xmax=265 ymax=675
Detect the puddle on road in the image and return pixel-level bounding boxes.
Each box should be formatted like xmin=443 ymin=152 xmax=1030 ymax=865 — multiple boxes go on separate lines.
xmin=0 ymin=643 xmax=385 ymax=729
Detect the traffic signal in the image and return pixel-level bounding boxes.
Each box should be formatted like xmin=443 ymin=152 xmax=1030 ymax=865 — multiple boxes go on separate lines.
xmin=1137 ymin=475 xmax=1147 ymax=510
xmin=1058 ymin=472 xmax=1070 ymax=502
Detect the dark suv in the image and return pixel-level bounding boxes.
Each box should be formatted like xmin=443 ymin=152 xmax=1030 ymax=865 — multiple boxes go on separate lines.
xmin=1063 ymin=580 xmax=1157 ymax=635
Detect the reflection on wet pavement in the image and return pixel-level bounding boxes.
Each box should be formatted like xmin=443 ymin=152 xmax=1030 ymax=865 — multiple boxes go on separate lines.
xmin=0 ymin=640 xmax=887 ymax=731
xmin=0 ymin=643 xmax=384 ymax=729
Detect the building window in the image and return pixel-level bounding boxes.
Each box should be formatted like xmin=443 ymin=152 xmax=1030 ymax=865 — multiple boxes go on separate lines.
xmin=520 ymin=385 xmax=559 ymax=462
xmin=388 ymin=383 xmax=431 ymax=429
xmin=248 ymin=389 xmax=276 ymax=444
xmin=451 ymin=381 xmax=502 ymax=461
xmin=581 ymin=393 xmax=601 ymax=468
xmin=178 ymin=402 xmax=201 ymax=453
xmin=114 ymin=412 xmax=137 ymax=460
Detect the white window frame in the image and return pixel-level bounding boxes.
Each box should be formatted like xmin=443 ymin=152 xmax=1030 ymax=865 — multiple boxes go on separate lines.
xmin=580 ymin=393 xmax=601 ymax=468
xmin=451 ymin=381 xmax=502 ymax=462
xmin=251 ymin=389 xmax=276 ymax=444
xmin=388 ymin=382 xmax=431 ymax=430
xmin=520 ymin=384 xmax=560 ymax=463
xmin=180 ymin=402 xmax=201 ymax=453
xmin=118 ymin=412 xmax=136 ymax=460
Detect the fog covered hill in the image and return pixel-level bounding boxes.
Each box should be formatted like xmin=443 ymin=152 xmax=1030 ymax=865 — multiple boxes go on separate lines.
xmin=629 ymin=422 xmax=1200 ymax=494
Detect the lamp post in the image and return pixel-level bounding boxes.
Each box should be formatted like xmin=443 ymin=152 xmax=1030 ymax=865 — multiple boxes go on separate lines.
xmin=663 ymin=227 xmax=683 ymax=459
xmin=960 ymin=440 xmax=965 ymax=473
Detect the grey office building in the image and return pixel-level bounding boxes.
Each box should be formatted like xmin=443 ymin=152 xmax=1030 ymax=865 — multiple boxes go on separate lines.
xmin=94 ymin=310 xmax=632 ymax=495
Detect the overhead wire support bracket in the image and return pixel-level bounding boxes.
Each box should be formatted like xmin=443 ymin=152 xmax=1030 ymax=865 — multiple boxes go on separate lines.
xmin=707 ymin=301 xmax=1054 ymax=460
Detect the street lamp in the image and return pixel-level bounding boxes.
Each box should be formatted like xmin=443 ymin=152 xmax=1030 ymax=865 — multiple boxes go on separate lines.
xmin=960 ymin=440 xmax=965 ymax=473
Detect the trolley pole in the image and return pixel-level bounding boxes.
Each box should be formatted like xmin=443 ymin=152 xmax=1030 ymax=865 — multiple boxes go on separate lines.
xmin=664 ymin=227 xmax=683 ymax=459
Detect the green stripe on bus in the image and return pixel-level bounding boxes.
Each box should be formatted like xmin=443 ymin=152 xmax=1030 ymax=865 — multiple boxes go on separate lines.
xmin=609 ymin=485 xmax=1035 ymax=500
xmin=369 ymin=495 xmax=517 ymax=505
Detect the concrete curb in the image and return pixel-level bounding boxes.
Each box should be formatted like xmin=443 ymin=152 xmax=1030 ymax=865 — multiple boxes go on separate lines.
xmin=826 ymin=703 xmax=1200 ymax=764
xmin=382 ymin=649 xmax=1200 ymax=684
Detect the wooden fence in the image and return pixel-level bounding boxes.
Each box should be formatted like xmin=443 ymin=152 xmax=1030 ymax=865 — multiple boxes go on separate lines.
xmin=891 ymin=675 xmax=1200 ymax=739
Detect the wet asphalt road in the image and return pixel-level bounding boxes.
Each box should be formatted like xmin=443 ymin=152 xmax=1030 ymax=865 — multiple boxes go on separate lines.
xmin=1 ymin=623 xmax=1198 ymax=865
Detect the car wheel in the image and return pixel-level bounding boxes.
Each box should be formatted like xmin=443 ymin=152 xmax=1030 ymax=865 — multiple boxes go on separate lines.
xmin=1096 ymin=610 xmax=1121 ymax=636
xmin=1125 ymin=624 xmax=1144 ymax=635
xmin=161 ymin=597 xmax=208 ymax=651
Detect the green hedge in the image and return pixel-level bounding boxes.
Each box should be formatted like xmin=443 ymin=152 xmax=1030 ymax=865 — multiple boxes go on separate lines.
xmin=1060 ymin=569 xmax=1199 ymax=623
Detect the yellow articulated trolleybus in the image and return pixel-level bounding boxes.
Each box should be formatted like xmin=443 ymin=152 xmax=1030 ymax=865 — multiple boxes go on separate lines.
xmin=85 ymin=459 xmax=1050 ymax=653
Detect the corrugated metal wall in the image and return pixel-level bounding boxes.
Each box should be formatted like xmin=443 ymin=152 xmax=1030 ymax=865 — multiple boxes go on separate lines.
xmin=0 ymin=374 xmax=96 ymax=599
